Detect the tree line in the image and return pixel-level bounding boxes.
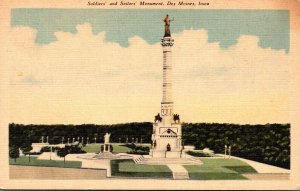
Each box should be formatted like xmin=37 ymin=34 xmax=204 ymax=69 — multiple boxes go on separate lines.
xmin=9 ymin=122 xmax=290 ymax=168
xmin=182 ymin=123 xmax=290 ymax=169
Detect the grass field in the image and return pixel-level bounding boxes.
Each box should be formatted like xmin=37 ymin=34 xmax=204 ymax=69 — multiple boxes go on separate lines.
xmin=111 ymin=159 xmax=172 ymax=178
xmin=184 ymin=158 xmax=257 ymax=180
xmin=9 ymin=156 xmax=82 ymax=168
xmin=81 ymin=144 xmax=100 ymax=153
xmin=112 ymin=145 xmax=133 ymax=153
xmin=82 ymin=144 xmax=139 ymax=153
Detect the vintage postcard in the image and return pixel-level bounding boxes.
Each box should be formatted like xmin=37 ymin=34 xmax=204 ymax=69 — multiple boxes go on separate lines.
xmin=0 ymin=0 xmax=300 ymax=190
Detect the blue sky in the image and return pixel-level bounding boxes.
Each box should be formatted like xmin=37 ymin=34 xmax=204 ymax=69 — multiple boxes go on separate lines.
xmin=11 ymin=9 xmax=289 ymax=52
xmin=9 ymin=9 xmax=290 ymax=124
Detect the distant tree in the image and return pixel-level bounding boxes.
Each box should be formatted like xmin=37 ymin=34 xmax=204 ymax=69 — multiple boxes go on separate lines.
xmin=57 ymin=147 xmax=68 ymax=166
xmin=9 ymin=147 xmax=19 ymax=163
xmin=21 ymin=145 xmax=33 ymax=162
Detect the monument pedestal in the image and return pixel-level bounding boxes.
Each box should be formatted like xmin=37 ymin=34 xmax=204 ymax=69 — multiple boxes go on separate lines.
xmin=151 ymin=150 xmax=182 ymax=158
xmin=151 ymin=122 xmax=182 ymax=158
xmin=103 ymin=144 xmax=111 ymax=153
xmin=103 ymin=143 xmax=112 ymax=152
xmin=166 ymin=151 xmax=182 ymax=158
xmin=101 ymin=133 xmax=112 ymax=153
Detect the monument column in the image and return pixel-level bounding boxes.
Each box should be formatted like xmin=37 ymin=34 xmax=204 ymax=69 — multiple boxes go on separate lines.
xmin=161 ymin=15 xmax=174 ymax=126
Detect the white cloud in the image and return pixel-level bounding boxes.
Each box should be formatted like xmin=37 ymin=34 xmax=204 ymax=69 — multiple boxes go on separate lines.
xmin=8 ymin=23 xmax=290 ymax=124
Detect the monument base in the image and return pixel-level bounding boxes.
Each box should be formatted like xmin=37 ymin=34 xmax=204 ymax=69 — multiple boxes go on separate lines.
xmin=95 ymin=152 xmax=116 ymax=159
xmin=102 ymin=143 xmax=112 ymax=153
xmin=151 ymin=150 xmax=182 ymax=158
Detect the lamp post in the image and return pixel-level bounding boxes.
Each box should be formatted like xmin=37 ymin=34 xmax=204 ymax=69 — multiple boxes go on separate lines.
xmin=50 ymin=146 xmax=52 ymax=160
xmin=224 ymin=145 xmax=227 ymax=159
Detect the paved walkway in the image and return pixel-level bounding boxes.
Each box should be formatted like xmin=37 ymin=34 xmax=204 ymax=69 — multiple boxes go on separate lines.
xmin=81 ymin=159 xmax=111 ymax=177
xmin=10 ymin=165 xmax=107 ymax=179
xmin=38 ymin=153 xmax=113 ymax=176
xmin=220 ymin=154 xmax=290 ymax=173
xmin=242 ymin=173 xmax=290 ymax=180
xmin=167 ymin=164 xmax=189 ymax=180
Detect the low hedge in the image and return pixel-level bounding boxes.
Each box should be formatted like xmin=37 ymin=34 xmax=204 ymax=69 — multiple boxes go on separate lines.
xmin=186 ymin=150 xmax=213 ymax=157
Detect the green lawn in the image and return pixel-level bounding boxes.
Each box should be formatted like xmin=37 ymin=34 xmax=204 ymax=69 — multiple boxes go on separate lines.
xmin=81 ymin=144 xmax=100 ymax=153
xmin=184 ymin=158 xmax=257 ymax=180
xmin=82 ymin=144 xmax=134 ymax=153
xmin=9 ymin=156 xmax=82 ymax=168
xmin=112 ymin=145 xmax=133 ymax=153
xmin=111 ymin=159 xmax=172 ymax=178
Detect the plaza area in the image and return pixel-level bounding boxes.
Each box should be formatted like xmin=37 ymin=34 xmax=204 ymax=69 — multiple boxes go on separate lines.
xmin=9 ymin=143 xmax=290 ymax=180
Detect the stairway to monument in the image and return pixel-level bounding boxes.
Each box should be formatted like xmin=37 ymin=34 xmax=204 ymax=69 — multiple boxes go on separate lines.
xmin=132 ymin=155 xmax=144 ymax=163
xmin=136 ymin=156 xmax=202 ymax=165
xmin=172 ymin=172 xmax=189 ymax=180
xmin=167 ymin=164 xmax=189 ymax=180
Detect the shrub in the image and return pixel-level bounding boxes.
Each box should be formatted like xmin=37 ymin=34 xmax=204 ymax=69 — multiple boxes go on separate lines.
xmin=30 ymin=152 xmax=41 ymax=155
xmin=65 ymin=145 xmax=86 ymax=154
xmin=57 ymin=147 xmax=68 ymax=165
xmin=127 ymin=150 xmax=149 ymax=155
xmin=186 ymin=150 xmax=212 ymax=157
xmin=123 ymin=143 xmax=136 ymax=149
xmin=127 ymin=145 xmax=150 ymax=155
xmin=9 ymin=147 xmax=19 ymax=162
xmin=40 ymin=146 xmax=60 ymax=153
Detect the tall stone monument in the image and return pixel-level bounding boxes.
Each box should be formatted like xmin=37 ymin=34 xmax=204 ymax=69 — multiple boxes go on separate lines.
xmin=151 ymin=15 xmax=182 ymax=158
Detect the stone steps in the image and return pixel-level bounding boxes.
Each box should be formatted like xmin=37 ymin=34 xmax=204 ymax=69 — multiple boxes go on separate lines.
xmin=167 ymin=164 xmax=190 ymax=180
xmin=173 ymin=171 xmax=189 ymax=180
xmin=133 ymin=155 xmax=144 ymax=164
xmin=137 ymin=157 xmax=202 ymax=165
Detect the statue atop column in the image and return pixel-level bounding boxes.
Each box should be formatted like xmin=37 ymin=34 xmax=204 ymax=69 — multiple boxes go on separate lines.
xmin=101 ymin=133 xmax=112 ymax=153
xmin=104 ymin=133 xmax=111 ymax=144
xmin=163 ymin=14 xmax=174 ymax=37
